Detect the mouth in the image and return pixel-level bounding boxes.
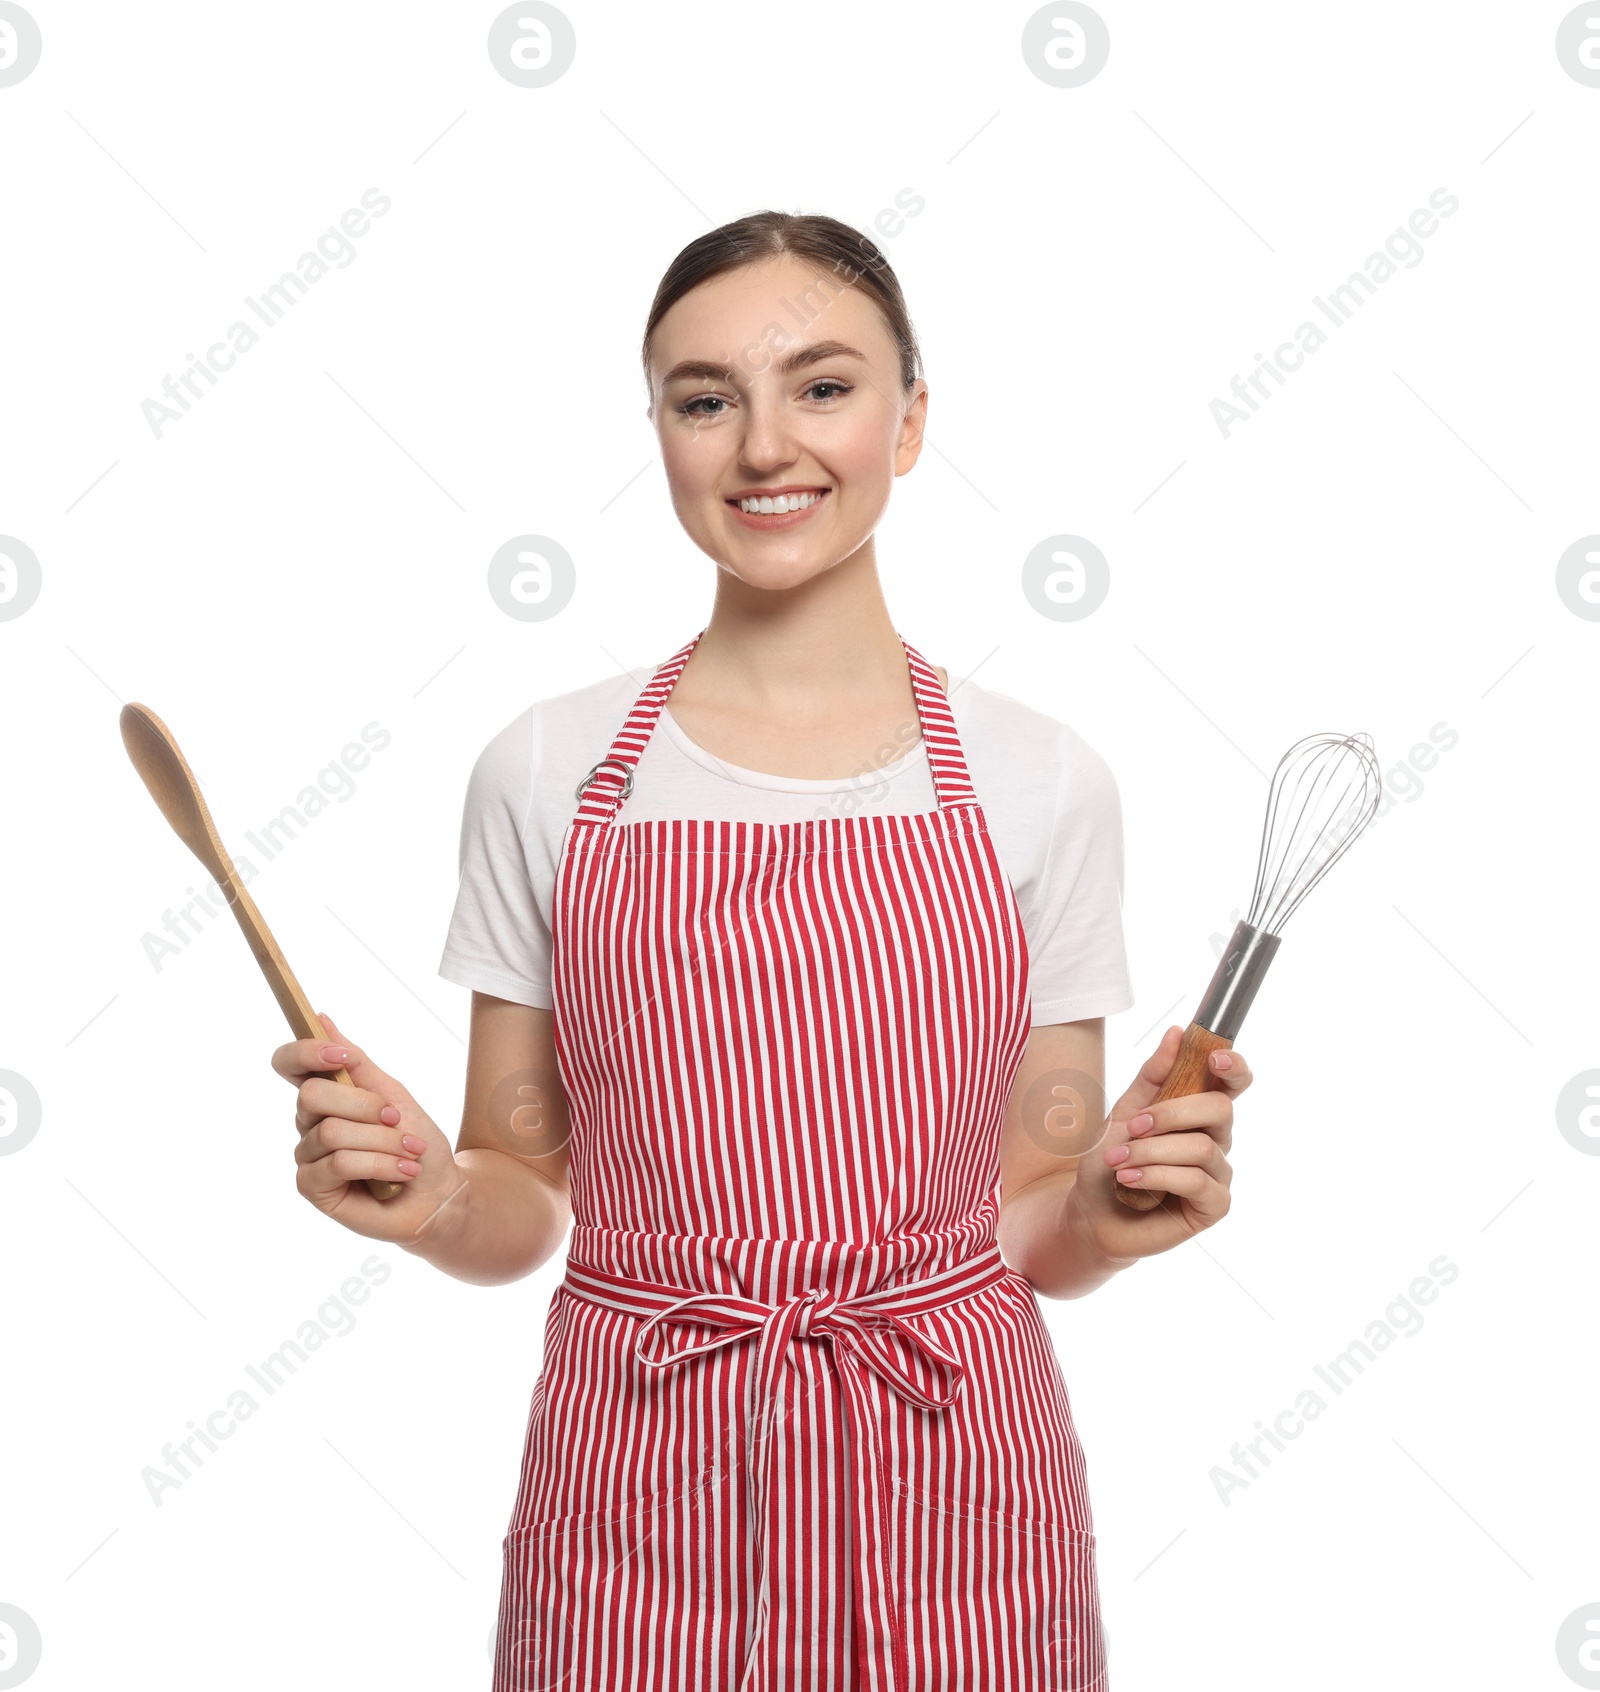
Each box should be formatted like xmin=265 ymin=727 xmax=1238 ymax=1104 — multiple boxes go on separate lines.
xmin=725 ymin=487 xmax=831 ymax=531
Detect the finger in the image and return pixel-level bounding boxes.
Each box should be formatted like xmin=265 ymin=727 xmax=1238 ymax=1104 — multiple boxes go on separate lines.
xmin=1126 ymin=1092 xmax=1235 ymax=1146
xmin=311 ymin=1022 xmax=411 ymax=1109
xmin=1108 ymin=1131 xmax=1229 ymax=1177
xmin=1114 ymin=1026 xmax=1187 ymax=1115
xmin=1203 ymin=1045 xmax=1253 ymax=1096
xmin=294 ymin=1075 xmax=393 ymax=1137
xmin=293 ymin=1113 xmax=418 ymax=1169
xmin=1111 ymin=1161 xmax=1231 ymax=1223
xmin=272 ymin=1033 xmax=352 ymax=1086
xmin=296 ymin=1141 xmax=421 ymax=1199
xmin=273 ymin=1035 xmax=343 ymax=1089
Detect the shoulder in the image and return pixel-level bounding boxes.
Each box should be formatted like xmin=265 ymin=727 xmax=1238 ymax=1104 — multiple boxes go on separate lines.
xmin=463 ymin=665 xmax=653 ymax=807
xmin=527 ymin=665 xmax=649 ymax=746
xmin=950 ymin=674 xmax=1120 ymax=815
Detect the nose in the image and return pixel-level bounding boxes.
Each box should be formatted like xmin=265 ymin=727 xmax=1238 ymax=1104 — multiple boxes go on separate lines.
xmin=736 ymin=389 xmax=801 ymax=477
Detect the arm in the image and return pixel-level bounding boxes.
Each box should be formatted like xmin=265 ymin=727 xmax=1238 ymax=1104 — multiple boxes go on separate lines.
xmin=281 ymin=703 xmax=577 ymax=1282
xmin=399 ymin=991 xmax=573 ymax=1286
xmin=998 ymin=1018 xmax=1252 ymax=1299
xmin=996 ymin=1018 xmax=1138 ymax=1300
xmin=281 ymin=991 xmax=574 ymax=1287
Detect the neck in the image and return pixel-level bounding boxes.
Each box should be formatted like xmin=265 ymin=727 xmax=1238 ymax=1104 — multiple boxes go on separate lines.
xmin=684 ymin=535 xmax=924 ymax=710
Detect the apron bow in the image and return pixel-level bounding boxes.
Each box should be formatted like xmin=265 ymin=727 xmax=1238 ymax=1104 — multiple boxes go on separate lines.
xmin=624 ymin=1274 xmax=989 ymax=1690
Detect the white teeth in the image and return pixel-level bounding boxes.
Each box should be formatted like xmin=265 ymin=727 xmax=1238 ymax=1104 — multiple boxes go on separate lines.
xmin=739 ymin=491 xmax=824 ymax=514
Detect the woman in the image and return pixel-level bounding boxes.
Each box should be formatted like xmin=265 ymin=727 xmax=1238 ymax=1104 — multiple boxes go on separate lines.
xmin=276 ymin=211 xmax=1250 ymax=1691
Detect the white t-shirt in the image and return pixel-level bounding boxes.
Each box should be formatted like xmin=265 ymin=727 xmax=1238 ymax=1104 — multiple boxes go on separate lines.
xmin=437 ymin=662 xmax=1135 ymax=1027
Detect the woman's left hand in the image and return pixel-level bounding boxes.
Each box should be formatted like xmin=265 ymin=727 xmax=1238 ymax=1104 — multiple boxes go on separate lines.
xmin=1066 ymin=1024 xmax=1252 ymax=1263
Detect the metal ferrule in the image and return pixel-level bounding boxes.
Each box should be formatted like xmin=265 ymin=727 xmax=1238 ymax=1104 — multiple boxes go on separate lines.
xmin=1193 ymin=919 xmax=1282 ymax=1041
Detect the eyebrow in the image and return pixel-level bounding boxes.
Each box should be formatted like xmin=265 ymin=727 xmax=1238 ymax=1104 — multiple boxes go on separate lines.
xmin=660 ymin=340 xmax=869 ymax=386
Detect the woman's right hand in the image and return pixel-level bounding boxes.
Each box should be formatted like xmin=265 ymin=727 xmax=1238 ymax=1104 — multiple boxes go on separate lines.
xmin=272 ymin=1012 xmax=466 ymax=1243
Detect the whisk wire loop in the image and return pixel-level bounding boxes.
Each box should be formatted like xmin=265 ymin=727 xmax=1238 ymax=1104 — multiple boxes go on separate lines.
xmin=1247 ymin=732 xmax=1382 ymax=936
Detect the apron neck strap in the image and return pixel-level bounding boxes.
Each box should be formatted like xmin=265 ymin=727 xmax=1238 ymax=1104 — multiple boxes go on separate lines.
xmin=901 ymin=635 xmax=977 ymax=808
xmin=573 ymin=628 xmax=976 ymax=826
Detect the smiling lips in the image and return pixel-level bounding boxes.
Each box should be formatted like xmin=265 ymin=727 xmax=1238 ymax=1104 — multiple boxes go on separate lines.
xmin=726 ymin=487 xmax=831 ymax=529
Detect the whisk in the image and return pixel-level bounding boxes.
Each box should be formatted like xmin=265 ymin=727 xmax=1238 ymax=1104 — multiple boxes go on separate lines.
xmin=1114 ymin=732 xmax=1383 ymax=1212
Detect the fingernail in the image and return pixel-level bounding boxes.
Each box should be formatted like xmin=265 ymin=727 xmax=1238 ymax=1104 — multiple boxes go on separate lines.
xmin=1116 ymin=1168 xmax=1144 ymax=1182
xmin=319 ymin=1044 xmax=349 ymax=1065
xmin=396 ymin=1159 xmax=421 ymax=1177
xmin=1211 ymin=1052 xmax=1233 ymax=1071
xmin=1105 ymin=1144 xmax=1130 ymax=1165
xmin=401 ymin=1135 xmax=425 ymax=1154
xmin=379 ymin=1106 xmax=401 ymax=1126
xmin=1129 ymin=1113 xmax=1154 ymax=1135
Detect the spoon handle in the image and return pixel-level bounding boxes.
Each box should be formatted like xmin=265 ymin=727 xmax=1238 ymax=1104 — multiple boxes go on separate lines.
xmin=218 ymin=872 xmax=403 ymax=1203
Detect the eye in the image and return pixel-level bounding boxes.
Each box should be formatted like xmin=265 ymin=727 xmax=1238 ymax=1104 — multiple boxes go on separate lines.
xmin=676 ymin=393 xmax=729 ymax=417
xmin=806 ymin=380 xmax=853 ymax=402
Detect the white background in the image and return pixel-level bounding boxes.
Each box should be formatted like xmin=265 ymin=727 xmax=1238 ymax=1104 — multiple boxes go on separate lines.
xmin=1 ymin=2 xmax=1594 ymax=1687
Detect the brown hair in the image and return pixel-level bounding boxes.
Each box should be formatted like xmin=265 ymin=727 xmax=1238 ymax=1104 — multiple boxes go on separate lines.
xmin=640 ymin=211 xmax=924 ymax=393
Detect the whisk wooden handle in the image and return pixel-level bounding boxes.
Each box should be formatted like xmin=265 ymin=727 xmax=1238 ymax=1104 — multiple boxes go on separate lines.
xmin=1113 ymin=1021 xmax=1232 ymax=1212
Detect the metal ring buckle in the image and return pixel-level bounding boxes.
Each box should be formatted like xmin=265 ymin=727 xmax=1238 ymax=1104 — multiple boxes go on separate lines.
xmin=575 ymin=757 xmax=636 ymax=803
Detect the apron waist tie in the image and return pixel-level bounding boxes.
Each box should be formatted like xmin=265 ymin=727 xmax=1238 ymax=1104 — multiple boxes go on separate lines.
xmin=561 ymin=1243 xmax=1015 ymax=1692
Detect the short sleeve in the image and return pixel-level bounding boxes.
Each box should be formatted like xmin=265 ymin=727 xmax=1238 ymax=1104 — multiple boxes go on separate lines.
xmin=1023 ymin=728 xmax=1135 ymax=1026
xmin=436 ymin=708 xmax=552 ymax=1009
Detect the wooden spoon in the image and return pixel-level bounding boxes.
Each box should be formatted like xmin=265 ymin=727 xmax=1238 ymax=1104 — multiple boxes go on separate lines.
xmin=119 ymin=702 xmax=402 ymax=1202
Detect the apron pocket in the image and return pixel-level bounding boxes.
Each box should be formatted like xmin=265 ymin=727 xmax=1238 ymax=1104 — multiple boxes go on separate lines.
xmin=497 ymin=1464 xmax=729 ymax=1682
xmin=893 ymin=1477 xmax=1107 ymax=1691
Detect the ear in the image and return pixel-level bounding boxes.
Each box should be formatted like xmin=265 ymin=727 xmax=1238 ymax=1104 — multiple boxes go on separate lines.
xmin=895 ymin=380 xmax=929 ymax=476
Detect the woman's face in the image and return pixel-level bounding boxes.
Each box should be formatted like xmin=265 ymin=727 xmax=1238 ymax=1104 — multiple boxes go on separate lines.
xmin=647 ymin=254 xmax=928 ymax=591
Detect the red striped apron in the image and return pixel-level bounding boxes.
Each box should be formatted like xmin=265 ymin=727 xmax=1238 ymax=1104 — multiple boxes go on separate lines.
xmin=492 ymin=630 xmax=1107 ymax=1691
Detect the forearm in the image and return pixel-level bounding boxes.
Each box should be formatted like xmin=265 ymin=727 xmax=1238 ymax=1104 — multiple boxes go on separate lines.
xmin=398 ymin=1148 xmax=571 ymax=1287
xmin=997 ymin=1169 xmax=1137 ymax=1300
